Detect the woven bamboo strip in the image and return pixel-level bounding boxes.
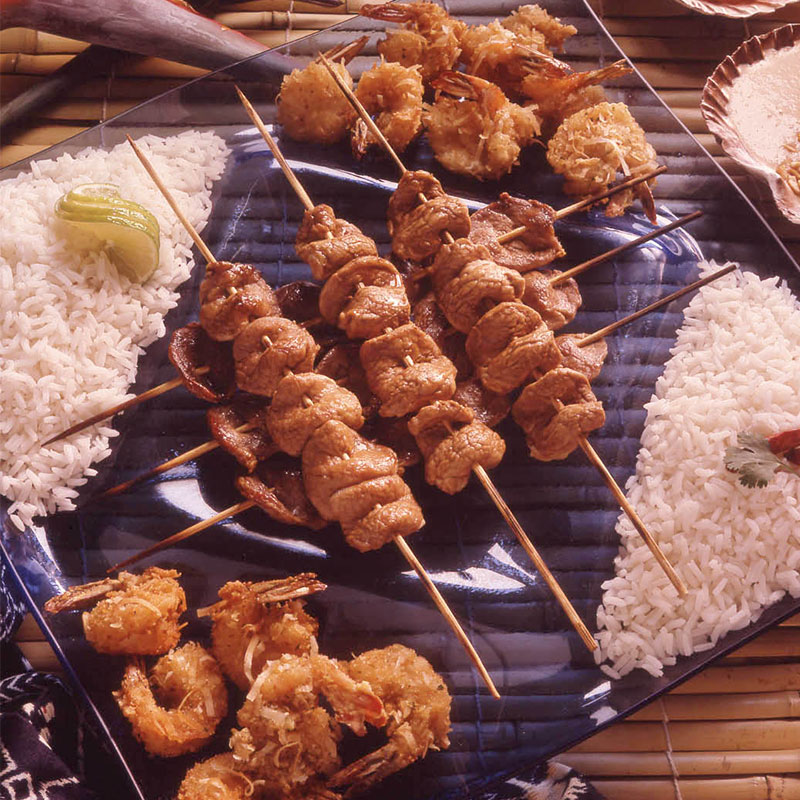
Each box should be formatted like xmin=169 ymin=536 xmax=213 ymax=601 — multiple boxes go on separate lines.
xmin=596 ymin=0 xmax=800 ymax=20
xmin=673 ymin=664 xmax=800 ymax=694
xmin=569 ymin=719 xmax=800 ymax=753
xmin=216 ymin=0 xmax=371 ymax=12
xmin=782 ymin=614 xmax=800 ymax=627
xmin=29 ymin=99 xmax=136 ymax=121
xmin=560 ymin=749 xmax=800 ymax=777
xmin=613 ymin=35 xmax=742 ymax=61
xmin=593 ymin=776 xmax=800 ymax=800
xmin=1 ymin=145 xmax=54 ymax=167
xmin=213 ymin=11 xmax=353 ymax=28
xmin=9 ymin=124 xmax=87 ymax=145
xmin=0 ymin=28 xmax=88 ymax=55
xmin=629 ymin=691 xmax=800 ymax=721
xmin=16 ymin=641 xmax=62 ymax=672
xmin=727 ymin=628 xmax=800 ymax=659
xmin=0 ymin=75 xmax=188 ymax=100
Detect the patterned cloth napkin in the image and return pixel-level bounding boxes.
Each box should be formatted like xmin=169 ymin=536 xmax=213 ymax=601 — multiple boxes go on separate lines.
xmin=0 ymin=558 xmax=603 ymax=800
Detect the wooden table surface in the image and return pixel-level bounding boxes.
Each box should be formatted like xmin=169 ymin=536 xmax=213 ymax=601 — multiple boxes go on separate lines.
xmin=2 ymin=1 xmax=800 ymax=798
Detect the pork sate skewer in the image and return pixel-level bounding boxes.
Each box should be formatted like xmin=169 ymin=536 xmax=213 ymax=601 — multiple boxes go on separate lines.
xmin=98 ymin=264 xmax=737 ymax=502
xmin=237 ymin=84 xmax=600 ymax=654
xmin=321 ymin=54 xmax=687 ymax=597
xmin=116 ymin=136 xmax=501 ymax=700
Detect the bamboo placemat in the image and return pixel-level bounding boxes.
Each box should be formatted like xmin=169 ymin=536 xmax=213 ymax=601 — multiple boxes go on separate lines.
xmin=3 ymin=1 xmax=800 ymax=798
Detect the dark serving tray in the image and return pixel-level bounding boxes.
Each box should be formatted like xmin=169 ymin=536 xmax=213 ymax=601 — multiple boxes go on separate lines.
xmin=2 ymin=2 xmax=799 ymax=799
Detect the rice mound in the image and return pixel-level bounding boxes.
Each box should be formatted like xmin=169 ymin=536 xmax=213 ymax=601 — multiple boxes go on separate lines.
xmin=0 ymin=131 xmax=229 ymax=531
xmin=596 ymin=264 xmax=800 ymax=678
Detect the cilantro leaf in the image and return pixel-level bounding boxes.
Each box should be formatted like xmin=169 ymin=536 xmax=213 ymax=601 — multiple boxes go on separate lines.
xmin=725 ymin=431 xmax=800 ymax=488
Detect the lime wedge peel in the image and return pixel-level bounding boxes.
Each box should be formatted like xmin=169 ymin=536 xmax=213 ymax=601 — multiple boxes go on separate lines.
xmin=55 ymin=183 xmax=161 ymax=283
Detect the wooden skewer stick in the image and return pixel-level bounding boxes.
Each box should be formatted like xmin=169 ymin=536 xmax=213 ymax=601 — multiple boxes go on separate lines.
xmin=311 ymin=60 xmax=605 ymax=642
xmin=132 ymin=116 xmax=502 ymax=697
xmin=109 ymin=500 xmax=256 ymax=572
xmin=552 ymin=210 xmax=704 ymax=286
xmin=319 ymin=55 xmax=686 ymax=598
xmin=578 ymin=264 xmax=737 ymax=348
xmin=41 ymin=367 xmax=209 ymax=446
xmin=494 ymin=165 xmax=668 ymax=246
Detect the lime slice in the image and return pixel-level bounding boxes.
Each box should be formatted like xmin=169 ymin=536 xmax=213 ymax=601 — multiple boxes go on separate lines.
xmin=55 ymin=183 xmax=160 ymax=283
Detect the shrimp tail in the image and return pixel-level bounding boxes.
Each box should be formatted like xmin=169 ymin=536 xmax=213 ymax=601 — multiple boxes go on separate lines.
xmin=635 ymin=178 xmax=658 ymax=224
xmin=327 ymin=736 xmax=415 ymax=797
xmin=197 ymin=572 xmax=325 ymax=617
xmin=360 ymin=2 xmax=414 ymax=22
xmin=321 ymin=36 xmax=369 ymax=66
xmin=44 ymin=577 xmax=123 ymax=613
xmin=351 ymin=118 xmax=372 ymax=160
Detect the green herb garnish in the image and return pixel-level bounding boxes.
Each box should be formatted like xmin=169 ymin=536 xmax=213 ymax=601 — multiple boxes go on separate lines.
xmin=725 ymin=430 xmax=800 ymax=488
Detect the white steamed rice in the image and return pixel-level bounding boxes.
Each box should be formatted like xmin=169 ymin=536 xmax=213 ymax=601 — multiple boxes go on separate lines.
xmin=0 ymin=130 xmax=229 ymax=531
xmin=596 ymin=263 xmax=800 ymax=678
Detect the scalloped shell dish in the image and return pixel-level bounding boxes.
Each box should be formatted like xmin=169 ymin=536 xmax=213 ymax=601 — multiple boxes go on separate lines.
xmin=702 ymin=25 xmax=800 ymax=225
xmin=671 ymin=0 xmax=796 ymax=17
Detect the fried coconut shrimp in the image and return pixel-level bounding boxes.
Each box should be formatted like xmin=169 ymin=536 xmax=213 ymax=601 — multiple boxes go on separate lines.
xmin=115 ymin=642 xmax=228 ymax=757
xmin=198 ymin=573 xmax=326 ymax=690
xmin=230 ymin=654 xmax=386 ymax=797
xmin=425 ymin=72 xmax=540 ymax=181
xmin=547 ymin=101 xmax=659 ymax=221
xmin=177 ymin=754 xmax=254 ymax=800
xmin=361 ymin=1 xmax=466 ymax=83
xmin=502 ymin=4 xmax=577 ymax=53
xmin=330 ymin=644 xmax=452 ymax=796
xmin=278 ymin=60 xmax=358 ymax=145
xmin=459 ymin=7 xmax=575 ymax=97
xmin=520 ymin=57 xmax=632 ymax=134
xmin=44 ymin=567 xmax=186 ymax=656
xmin=458 ymin=20 xmax=540 ymax=96
xmin=352 ymin=60 xmax=424 ymax=159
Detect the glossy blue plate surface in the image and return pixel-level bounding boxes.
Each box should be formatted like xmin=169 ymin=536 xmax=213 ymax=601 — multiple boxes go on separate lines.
xmin=2 ymin=2 xmax=800 ymax=799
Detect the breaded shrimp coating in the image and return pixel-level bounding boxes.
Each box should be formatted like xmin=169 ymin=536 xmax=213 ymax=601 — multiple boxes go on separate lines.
xmin=547 ymin=101 xmax=659 ymax=220
xmin=176 ymin=754 xmax=254 ymax=800
xmin=330 ymin=644 xmax=452 ymax=795
xmin=45 ymin=567 xmax=186 ymax=656
xmin=114 ymin=642 xmax=228 ymax=757
xmin=425 ymin=72 xmax=540 ymax=180
xmin=230 ymin=654 xmax=385 ymax=797
xmin=361 ymin=1 xmax=466 ymax=82
xmin=352 ymin=60 xmax=424 ymax=158
xmin=197 ymin=574 xmax=325 ymax=690
xmin=502 ymin=4 xmax=577 ymax=53
xmin=277 ymin=60 xmax=357 ymax=145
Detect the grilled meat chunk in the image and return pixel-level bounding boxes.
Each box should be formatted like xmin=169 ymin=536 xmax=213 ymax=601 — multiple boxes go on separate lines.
xmin=207 ymin=396 xmax=277 ymax=472
xmin=408 ymin=400 xmax=505 ymax=493
xmin=302 ymin=420 xmax=424 ymax=551
xmin=233 ymin=317 xmax=318 ymax=397
xmin=360 ymin=324 xmax=457 ymax=417
xmin=469 ymin=193 xmax=565 ymax=272
xmin=168 ymin=323 xmax=235 ymax=404
xmin=465 ymin=302 xmax=560 ymax=393
xmin=199 ymin=262 xmax=280 ymax=342
xmin=556 ymin=333 xmax=607 ymax=382
xmin=319 ymin=256 xmax=410 ymax=339
xmin=295 ymin=204 xmax=378 ymax=281
xmin=452 ymin=378 xmax=511 ymax=428
xmin=435 ymin=257 xmax=525 ymax=333
xmin=521 ymin=269 xmax=581 ymax=331
xmin=387 ymin=171 xmax=470 ymax=262
xmin=512 ymin=367 xmax=605 ymax=460
xmin=391 ymin=196 xmax=471 ymax=263
xmin=267 ymin=373 xmax=364 ymax=456
xmin=236 ymin=459 xmax=326 ymax=530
